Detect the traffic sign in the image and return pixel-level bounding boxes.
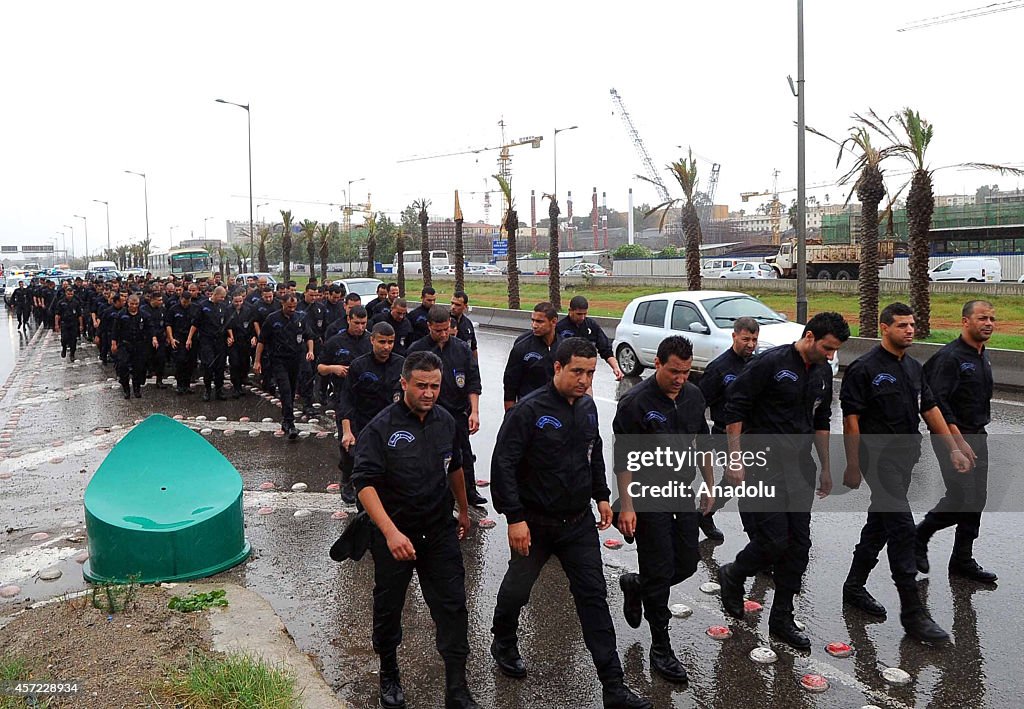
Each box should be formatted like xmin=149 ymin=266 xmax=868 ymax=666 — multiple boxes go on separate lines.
xmin=492 ymin=239 xmax=508 ymax=256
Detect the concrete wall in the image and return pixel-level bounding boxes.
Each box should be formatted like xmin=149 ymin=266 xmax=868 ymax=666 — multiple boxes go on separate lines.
xmin=470 ymin=305 xmax=1024 ymax=390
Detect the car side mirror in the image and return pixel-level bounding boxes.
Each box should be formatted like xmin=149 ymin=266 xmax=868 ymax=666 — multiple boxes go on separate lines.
xmin=689 ymin=322 xmax=710 ymax=334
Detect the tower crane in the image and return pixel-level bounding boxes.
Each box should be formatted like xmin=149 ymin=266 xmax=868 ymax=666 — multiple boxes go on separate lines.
xmin=741 ymin=171 xmax=836 ymax=245
xmin=610 ymin=88 xmax=670 ymax=203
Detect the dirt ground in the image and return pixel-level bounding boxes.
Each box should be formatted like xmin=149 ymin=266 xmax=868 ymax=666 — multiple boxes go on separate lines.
xmin=1 ymin=586 xmax=210 ymax=708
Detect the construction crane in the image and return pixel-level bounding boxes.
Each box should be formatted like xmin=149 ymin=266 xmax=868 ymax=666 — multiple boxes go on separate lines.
xmin=700 ymin=162 xmax=721 ymax=233
xmin=741 ymin=172 xmax=837 ymax=245
xmin=467 ymin=185 xmax=501 ymax=224
xmin=609 ymin=88 xmax=670 ymax=203
xmin=898 ymin=0 xmax=1024 ymax=31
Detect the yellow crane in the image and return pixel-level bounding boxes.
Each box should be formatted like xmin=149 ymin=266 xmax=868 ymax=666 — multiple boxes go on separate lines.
xmin=740 ymin=169 xmax=784 ymax=245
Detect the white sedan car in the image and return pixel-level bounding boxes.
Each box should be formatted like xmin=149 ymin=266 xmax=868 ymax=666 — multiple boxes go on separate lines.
xmin=720 ymin=262 xmax=777 ymax=279
xmin=613 ymin=290 xmax=839 ymax=377
xmin=561 ymin=262 xmax=610 ymax=277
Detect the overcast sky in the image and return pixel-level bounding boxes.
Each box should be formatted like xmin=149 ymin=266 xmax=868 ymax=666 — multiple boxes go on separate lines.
xmin=2 ymin=0 xmax=1022 ymax=257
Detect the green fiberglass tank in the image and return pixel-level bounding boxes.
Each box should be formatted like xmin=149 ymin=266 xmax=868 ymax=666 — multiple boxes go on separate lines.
xmin=83 ymin=414 xmax=250 ymax=584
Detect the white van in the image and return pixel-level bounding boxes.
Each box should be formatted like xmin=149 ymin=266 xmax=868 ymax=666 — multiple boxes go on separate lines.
xmin=928 ymin=257 xmax=1001 ymax=283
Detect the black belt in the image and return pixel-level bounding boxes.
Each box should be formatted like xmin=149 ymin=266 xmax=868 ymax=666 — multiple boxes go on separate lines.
xmin=524 ymin=507 xmax=591 ymax=527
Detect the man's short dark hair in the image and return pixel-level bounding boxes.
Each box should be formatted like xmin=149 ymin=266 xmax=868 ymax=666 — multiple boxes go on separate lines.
xmin=533 ymin=302 xmax=558 ymax=321
xmin=656 ymin=336 xmax=693 ymax=364
xmin=427 ymin=304 xmax=451 ymax=324
xmin=804 ymin=311 xmax=851 ymax=341
xmin=963 ymin=299 xmax=993 ymax=318
xmin=734 ymin=317 xmax=760 ymax=334
xmin=348 ymin=305 xmax=368 ymax=320
xmin=421 ymin=286 xmax=436 ymax=298
xmin=402 ymin=351 xmax=442 ymax=380
xmin=393 ymin=297 xmax=408 ymax=309
xmin=453 ymin=290 xmax=469 ymax=304
xmin=555 ymin=337 xmax=598 ymax=366
xmin=329 ymin=285 xmax=344 ymax=295
xmin=305 ymin=282 xmax=317 ymax=292
xmin=569 ymin=295 xmax=589 ymax=311
xmin=880 ymin=302 xmax=914 ymax=325
xmin=386 ymin=282 xmax=398 ymax=290
xmin=372 ymin=322 xmax=395 ymax=337
xmin=262 ymin=286 xmax=274 ymax=294
xmin=376 ymin=283 xmax=388 ymax=293
xmin=280 ymin=293 xmax=298 ymax=304
xmin=345 ymin=292 xmax=362 ymax=303
xmin=287 ymin=280 xmax=297 ymax=288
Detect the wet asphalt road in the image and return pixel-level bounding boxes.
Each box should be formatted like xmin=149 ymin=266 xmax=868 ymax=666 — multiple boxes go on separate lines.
xmin=2 ymin=302 xmax=1024 ymax=708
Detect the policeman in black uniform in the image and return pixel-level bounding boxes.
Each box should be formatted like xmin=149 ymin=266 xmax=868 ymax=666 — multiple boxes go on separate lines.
xmin=142 ymin=292 xmax=168 ymax=388
xmin=449 ymin=290 xmax=477 ymax=358
xmin=613 ymin=335 xmax=715 ymax=685
xmin=917 ymin=299 xmax=998 ymax=583
xmin=717 ymin=312 xmax=849 ymax=650
xmin=112 ymin=294 xmax=154 ymax=399
xmin=556 ymin=295 xmax=624 ymax=380
xmin=371 ymin=298 xmax=414 ymax=356
xmin=187 ymin=285 xmax=231 ymax=401
xmin=491 ymin=337 xmax=651 ymax=709
xmin=502 ymin=302 xmax=558 ymax=411
xmin=11 ymin=281 xmax=31 ymax=329
xmin=54 ymin=287 xmax=84 ymax=361
xmin=840 ymin=303 xmax=970 ymax=642
xmin=98 ymin=292 xmax=124 ymax=365
xmin=364 ymin=282 xmax=390 ymax=320
xmin=408 ymin=305 xmax=485 ymax=507
xmin=318 ymin=306 xmax=371 ymax=502
xmin=254 ymin=286 xmax=281 ymax=394
xmin=407 ymin=286 xmax=437 ymax=341
xmin=697 ymin=316 xmax=760 ymax=541
xmin=255 ymin=293 xmax=315 ymax=439
xmin=226 ymin=290 xmax=257 ymax=399
xmin=166 ymin=289 xmax=199 ymax=395
xmin=352 ymin=351 xmax=477 ymax=709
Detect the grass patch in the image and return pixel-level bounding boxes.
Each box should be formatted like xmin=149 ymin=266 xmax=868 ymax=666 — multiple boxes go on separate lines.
xmin=164 ymin=650 xmax=299 ymax=709
xmin=1 ymin=654 xmax=51 ymax=708
xmin=168 ymin=589 xmax=229 ymax=613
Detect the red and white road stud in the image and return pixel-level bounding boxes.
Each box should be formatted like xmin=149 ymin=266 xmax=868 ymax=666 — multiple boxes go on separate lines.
xmin=331 ymin=510 xmax=349 ymax=520
xmin=603 ymin=538 xmax=624 ymax=550
xmin=478 ymin=518 xmax=497 ymax=529
xmin=258 ymin=482 xmax=276 ymax=491
xmin=326 ymin=483 xmax=341 ymax=492
xmin=257 ymin=507 xmax=274 ymax=515
xmin=743 ymin=599 xmax=763 ymax=613
xmin=30 ymin=532 xmax=49 ymax=541
xmin=800 ymin=674 xmax=829 ymax=693
xmin=706 ymin=625 xmax=732 ymax=640
xmin=825 ymin=642 xmax=853 ymax=658
xmin=476 ymin=479 xmax=490 ymax=487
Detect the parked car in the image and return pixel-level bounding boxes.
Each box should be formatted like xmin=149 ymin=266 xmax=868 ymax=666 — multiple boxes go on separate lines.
xmin=613 ymin=290 xmax=839 ymax=377
xmin=720 ymin=262 xmax=778 ymax=279
xmin=928 ymin=257 xmax=1001 ymax=282
xmin=561 ymin=262 xmax=610 ymax=277
xmin=701 ymin=258 xmax=749 ymax=278
xmin=331 ymin=277 xmax=384 ymax=299
xmin=466 ymin=263 xmax=502 ymax=275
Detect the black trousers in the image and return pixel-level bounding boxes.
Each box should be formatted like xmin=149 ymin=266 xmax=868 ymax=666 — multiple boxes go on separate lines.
xmin=636 ymin=508 xmax=700 ymax=629
xmin=733 ymin=453 xmax=816 ymax=594
xmin=298 ymin=349 xmax=316 ymax=405
xmin=228 ymin=342 xmax=252 ymax=391
xmin=149 ymin=344 xmax=168 ymax=379
xmin=271 ymin=357 xmax=301 ymax=426
xmin=922 ymin=433 xmax=988 ymax=547
xmin=16 ymin=306 xmax=31 ymax=327
xmin=852 ymin=440 xmax=921 ymax=591
xmin=171 ymin=345 xmax=197 ymax=388
xmin=199 ymin=339 xmax=227 ymax=391
xmin=116 ymin=343 xmax=147 ymax=389
xmin=60 ymin=327 xmax=80 ymax=354
xmin=492 ymin=512 xmax=623 ymax=686
xmin=370 ymin=518 xmax=469 ymax=662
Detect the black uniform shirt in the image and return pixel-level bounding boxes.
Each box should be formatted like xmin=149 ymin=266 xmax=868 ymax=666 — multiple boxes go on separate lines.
xmin=141 ymin=304 xmax=166 ymax=340
xmin=324 ymin=315 xmax=350 ymax=342
xmin=841 ymin=344 xmax=936 ymax=435
xmin=227 ymin=304 xmax=257 ymax=343
xmin=371 ymin=311 xmax=414 ymax=356
xmin=502 ymin=332 xmax=557 ymax=403
xmin=492 ymin=382 xmax=608 ymax=524
xmin=699 ymin=348 xmax=752 ymax=433
xmin=99 ymin=304 xmax=122 ymax=336
xmin=923 ymin=336 xmax=993 ymax=433
xmin=338 ymin=352 xmax=405 ymax=432
xmin=259 ymin=309 xmax=313 ymax=360
xmin=254 ymin=299 xmax=282 ymax=327
xmin=352 ymin=399 xmax=462 ymax=531
xmin=724 ymin=344 xmax=833 ymax=434
xmin=319 ymin=330 xmax=372 ymax=398
xmin=408 ymin=303 xmax=432 ymax=340
xmin=167 ymin=302 xmax=198 ymax=341
xmin=195 ymin=300 xmax=230 ymax=340
xmin=55 ymin=298 xmax=83 ymax=330
xmin=113 ymin=310 xmax=149 ymax=346
xmin=556 ymin=315 xmax=613 ymax=360
xmin=407 ymin=335 xmax=481 ymax=415
xmin=613 ymin=377 xmax=709 ymax=476
xmin=364 ymin=296 xmax=389 ymax=319
xmin=453 ymin=313 xmax=477 ymax=352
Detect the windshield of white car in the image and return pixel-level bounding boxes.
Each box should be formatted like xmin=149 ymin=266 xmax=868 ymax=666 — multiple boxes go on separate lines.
xmin=700 ymin=296 xmax=786 ymax=326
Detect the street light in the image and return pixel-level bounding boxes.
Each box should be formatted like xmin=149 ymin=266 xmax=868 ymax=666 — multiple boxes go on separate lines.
xmin=793 ymin=0 xmax=808 ymax=323
xmin=55 ymin=231 xmax=67 ymax=262
xmin=73 ymin=214 xmax=89 ymax=259
xmin=256 ymin=201 xmax=270 ymax=224
xmin=63 ymin=224 xmax=75 ymax=259
xmin=203 ymin=216 xmax=215 ymax=240
xmin=215 ymin=98 xmax=254 ymax=262
xmin=170 ymin=225 xmax=179 ymax=247
xmin=124 ymin=170 xmax=150 ymax=247
xmin=347 ymin=177 xmax=366 ymax=255
xmin=553 ymin=125 xmax=578 ymax=200
xmin=92 ymin=199 xmax=110 ymax=253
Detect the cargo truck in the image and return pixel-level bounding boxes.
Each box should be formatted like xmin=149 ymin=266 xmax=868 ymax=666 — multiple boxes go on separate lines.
xmin=765 ymin=239 xmax=895 ymax=280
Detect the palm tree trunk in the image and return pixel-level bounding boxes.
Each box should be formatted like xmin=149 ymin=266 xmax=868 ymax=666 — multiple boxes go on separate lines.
xmin=907 ymin=168 xmax=934 ymax=338
xmin=506 ymin=208 xmax=520 ymax=309
xmin=454 ymin=218 xmax=464 ymax=292
xmin=366 ymin=232 xmax=376 ymax=279
xmin=683 ymin=204 xmax=702 ymax=291
xmin=319 ymin=232 xmax=330 ymax=283
xmin=258 ymin=239 xmax=268 ymax=272
xmin=548 ymin=198 xmax=561 ymax=310
xmin=856 ymin=166 xmax=884 ymax=338
xmin=419 ymin=212 xmax=432 ymax=288
xmin=396 ymin=230 xmax=406 ymax=297
xmin=307 ymin=238 xmax=316 ymax=282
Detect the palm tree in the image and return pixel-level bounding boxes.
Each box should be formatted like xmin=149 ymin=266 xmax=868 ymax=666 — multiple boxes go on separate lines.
xmin=641 ymin=149 xmax=703 ymax=291
xmin=215 ymin=243 xmax=227 ymax=279
xmin=231 ymin=243 xmax=247 ymax=274
xmin=139 ymin=237 xmax=153 ymax=269
xmin=412 ymin=198 xmax=432 ymax=287
xmin=494 ymin=175 xmax=520 ymax=309
xmin=279 ymin=210 xmax=294 ymax=283
xmin=316 ymin=222 xmax=333 ymax=283
xmin=543 ymin=194 xmax=561 ymax=310
xmin=298 ymin=219 xmax=318 ymax=281
xmin=364 ymin=212 xmax=377 ymax=279
xmin=257 ymin=225 xmax=271 ymax=272
xmin=396 ymin=227 xmax=406 ymax=297
xmin=453 ymin=191 xmax=465 ymax=292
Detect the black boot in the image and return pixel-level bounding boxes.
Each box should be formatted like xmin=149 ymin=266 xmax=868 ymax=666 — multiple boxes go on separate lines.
xmin=619 ymin=572 xmax=643 ymax=629
xmin=699 ymin=513 xmax=725 ymax=541
xmin=768 ymin=589 xmax=810 ymax=650
xmin=601 ymin=680 xmax=652 ymax=709
xmin=717 ymin=562 xmax=746 ymax=619
xmin=949 ymin=533 xmax=998 ymax=582
xmin=121 ymin=382 xmax=131 ymax=400
xmin=466 ymin=471 xmax=488 ymax=506
xmin=443 ymin=660 xmax=479 ymax=709
xmin=215 ymin=387 xmax=227 ymax=401
xmin=915 ymin=519 xmax=940 ymax=574
xmin=490 ymin=637 xmax=527 ymax=678
xmin=649 ymin=626 xmax=687 ymax=684
xmin=899 ymin=586 xmax=949 ymax=642
xmin=61 ymin=346 xmax=66 ymax=358
xmin=843 ymin=556 xmax=887 ymax=617
xmin=133 ymin=385 xmax=142 ymax=398
xmin=202 ymin=387 xmax=211 ymax=402
xmin=378 ymin=651 xmax=405 ymax=709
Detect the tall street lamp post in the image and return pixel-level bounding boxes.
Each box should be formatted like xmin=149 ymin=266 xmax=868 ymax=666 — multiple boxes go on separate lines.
xmin=124 ymin=170 xmax=150 ymax=245
xmin=92 ymin=199 xmax=110 ymax=253
xmin=170 ymin=225 xmax=178 ymax=248
xmin=215 ymin=99 xmax=254 ymax=262
xmin=73 ymin=214 xmax=89 ymax=259
xmin=553 ymin=125 xmax=578 ymax=200
xmin=347 ymin=177 xmax=366 ymax=258
xmin=56 ymin=231 xmax=67 ymax=261
xmin=63 ymin=224 xmax=75 ymax=259
xmin=204 ymin=216 xmax=215 ymax=240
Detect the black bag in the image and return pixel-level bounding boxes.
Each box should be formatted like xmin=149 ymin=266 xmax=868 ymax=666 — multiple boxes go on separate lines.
xmin=329 ymin=511 xmax=373 ymax=562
